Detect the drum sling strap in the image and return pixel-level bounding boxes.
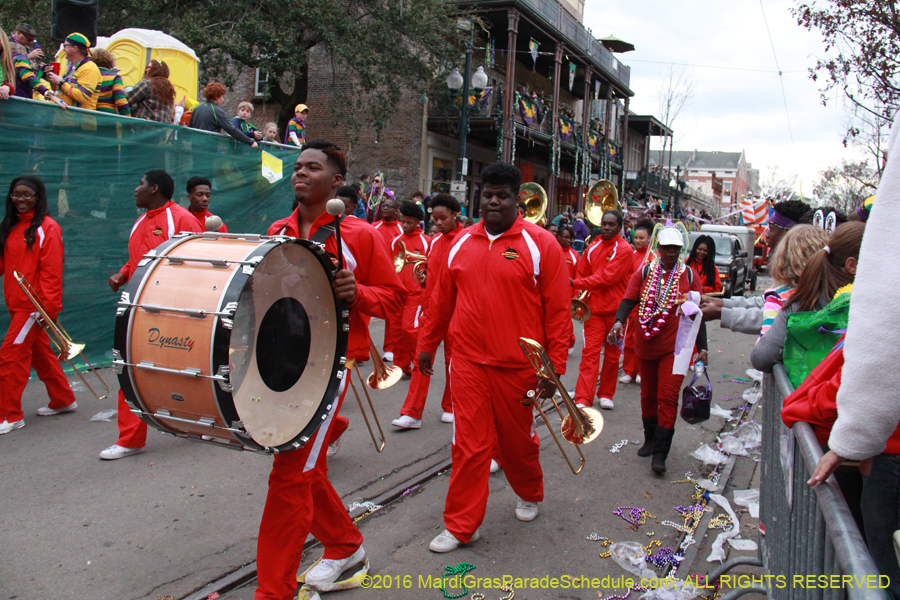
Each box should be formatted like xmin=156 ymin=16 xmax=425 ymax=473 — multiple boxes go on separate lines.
xmin=309 ymin=215 xmax=345 ymax=245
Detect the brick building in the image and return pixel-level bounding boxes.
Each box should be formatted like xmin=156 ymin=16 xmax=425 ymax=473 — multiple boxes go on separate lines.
xmin=667 ymin=150 xmax=752 ymax=209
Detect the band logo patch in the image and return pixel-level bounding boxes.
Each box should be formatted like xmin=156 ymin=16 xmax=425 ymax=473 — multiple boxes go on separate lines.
xmin=152 ymin=226 xmax=163 ymax=236
xmin=502 ymin=247 xmax=519 ymax=260
xmin=148 ymin=328 xmax=194 ymax=351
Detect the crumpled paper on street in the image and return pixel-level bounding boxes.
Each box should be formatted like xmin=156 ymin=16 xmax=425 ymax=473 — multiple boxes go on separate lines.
xmin=691 ymin=443 xmax=728 ymax=465
xmin=733 ymin=488 xmax=760 ymax=519
xmin=706 ymin=493 xmax=741 ymax=562
xmin=710 ymin=404 xmax=735 ymax=420
xmin=610 ymin=541 xmax=656 ymax=580
xmin=91 ymin=409 xmax=117 ymax=422
xmin=728 ymin=538 xmax=759 ymax=551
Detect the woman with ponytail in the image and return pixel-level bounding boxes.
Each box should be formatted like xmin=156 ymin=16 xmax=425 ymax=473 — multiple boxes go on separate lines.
xmin=0 ymin=175 xmax=78 ymax=434
xmin=751 ymin=221 xmax=865 ymax=372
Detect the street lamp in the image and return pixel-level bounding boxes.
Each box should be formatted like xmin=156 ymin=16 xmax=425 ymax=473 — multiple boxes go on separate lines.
xmin=447 ymin=51 xmax=488 ymax=192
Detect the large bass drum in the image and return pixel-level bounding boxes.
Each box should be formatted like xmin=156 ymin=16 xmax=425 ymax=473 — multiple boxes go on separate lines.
xmin=112 ymin=233 xmax=348 ymax=453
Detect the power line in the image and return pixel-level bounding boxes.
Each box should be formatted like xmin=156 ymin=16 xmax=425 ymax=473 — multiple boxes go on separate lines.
xmin=626 ymin=58 xmax=805 ymax=75
xmin=759 ymin=0 xmax=794 ymax=144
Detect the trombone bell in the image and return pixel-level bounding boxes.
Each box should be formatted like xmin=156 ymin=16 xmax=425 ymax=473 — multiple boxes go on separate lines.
xmin=366 ymin=341 xmax=402 ymax=390
xmin=571 ymin=290 xmax=591 ymax=322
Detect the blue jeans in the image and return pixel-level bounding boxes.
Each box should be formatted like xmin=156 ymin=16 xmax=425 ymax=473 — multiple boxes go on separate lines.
xmin=861 ymin=453 xmax=900 ymax=598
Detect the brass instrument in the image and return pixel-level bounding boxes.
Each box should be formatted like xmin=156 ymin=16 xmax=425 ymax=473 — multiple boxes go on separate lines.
xmin=518 ymin=337 xmax=603 ymax=475
xmin=584 ymin=179 xmax=622 ymax=226
xmin=392 ymin=240 xmax=428 ymax=284
xmin=571 ymin=290 xmax=591 ymax=322
xmin=344 ymin=340 xmax=402 ymax=452
xmin=12 ymin=271 xmax=110 ymax=401
xmin=518 ymin=182 xmax=548 ymax=225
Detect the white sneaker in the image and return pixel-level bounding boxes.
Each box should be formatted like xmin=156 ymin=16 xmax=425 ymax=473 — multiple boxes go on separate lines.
xmin=327 ymin=439 xmax=341 ymax=458
xmin=490 ymin=459 xmax=501 ymax=473
xmin=429 ymin=528 xmax=480 ymax=553
xmin=599 ymin=397 xmax=615 ymax=410
xmin=99 ymin=444 xmax=145 ymax=460
xmin=575 ymin=402 xmax=591 ymax=410
xmin=515 ymin=498 xmax=539 ymax=522
xmin=618 ymin=374 xmax=633 ymax=384
xmin=37 ymin=401 xmax=78 ymax=416
xmin=391 ymin=415 xmax=422 ymax=429
xmin=636 ymin=375 xmax=642 ymax=384
xmin=440 ymin=412 xmax=454 ymax=424
xmin=305 ymin=546 xmax=366 ymax=586
xmin=0 ymin=419 xmax=25 ymax=434
xmin=382 ymin=352 xmax=394 ymax=362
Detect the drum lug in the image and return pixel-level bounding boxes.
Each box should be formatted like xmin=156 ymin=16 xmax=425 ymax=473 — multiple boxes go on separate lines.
xmin=223 ymin=302 xmax=238 ymax=315
xmin=215 ymin=365 xmax=233 ymax=392
xmin=221 ymin=318 xmax=233 ymax=330
xmin=112 ymin=349 xmax=125 ymax=374
xmin=198 ymin=417 xmax=216 ymax=428
xmin=342 ymin=309 xmax=350 ymax=319
xmin=116 ymin=292 xmax=131 ymax=316
xmin=230 ymin=419 xmax=246 ymax=432
xmin=342 ymin=323 xmax=350 ymax=332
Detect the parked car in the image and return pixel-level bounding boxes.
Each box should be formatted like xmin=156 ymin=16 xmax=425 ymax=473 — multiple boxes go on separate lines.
xmin=687 ymin=231 xmax=748 ymax=298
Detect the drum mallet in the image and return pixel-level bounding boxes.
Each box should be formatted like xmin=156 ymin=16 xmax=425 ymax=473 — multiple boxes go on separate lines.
xmin=325 ymin=199 xmax=346 ymax=271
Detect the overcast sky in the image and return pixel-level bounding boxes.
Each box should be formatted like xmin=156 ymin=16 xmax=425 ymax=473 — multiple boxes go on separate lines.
xmin=584 ymin=0 xmax=859 ymax=194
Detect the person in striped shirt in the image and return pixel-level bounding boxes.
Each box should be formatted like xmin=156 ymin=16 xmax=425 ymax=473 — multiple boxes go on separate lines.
xmin=285 ymin=103 xmax=308 ymax=146
xmin=90 ymin=48 xmax=130 ymax=116
xmin=47 ymin=33 xmax=100 ymax=110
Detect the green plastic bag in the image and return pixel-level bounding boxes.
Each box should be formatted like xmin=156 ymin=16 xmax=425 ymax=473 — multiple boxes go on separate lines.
xmin=783 ymin=292 xmax=850 ymax=388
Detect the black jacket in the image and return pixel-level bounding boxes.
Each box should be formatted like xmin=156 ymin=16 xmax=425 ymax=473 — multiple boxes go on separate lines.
xmin=189 ymin=103 xmax=254 ymax=146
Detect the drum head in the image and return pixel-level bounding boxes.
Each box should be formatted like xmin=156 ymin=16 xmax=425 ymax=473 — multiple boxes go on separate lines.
xmin=228 ymin=240 xmax=342 ymax=449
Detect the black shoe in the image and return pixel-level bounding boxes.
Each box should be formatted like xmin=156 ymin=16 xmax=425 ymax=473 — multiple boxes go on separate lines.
xmin=651 ymin=453 xmax=667 ymax=473
xmin=638 ymin=417 xmax=657 ymax=457
xmin=650 ymin=426 xmax=675 ymax=475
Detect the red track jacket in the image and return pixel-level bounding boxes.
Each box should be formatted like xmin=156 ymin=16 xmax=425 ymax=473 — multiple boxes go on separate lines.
xmin=1 ymin=211 xmax=65 ymax=318
xmin=573 ymin=235 xmax=633 ymax=316
xmin=563 ymin=247 xmax=579 ymax=297
xmin=417 ymin=222 xmax=463 ymax=333
xmin=269 ymin=208 xmax=405 ymax=360
xmin=119 ymin=201 xmax=204 ymax=284
xmin=191 ymin=208 xmax=229 ymax=233
xmin=391 ymin=228 xmax=430 ymax=303
xmin=420 ymin=216 xmax=571 ymax=374
xmin=373 ymin=220 xmax=402 ymax=250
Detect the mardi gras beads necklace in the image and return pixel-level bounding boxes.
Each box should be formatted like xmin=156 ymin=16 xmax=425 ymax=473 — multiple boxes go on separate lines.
xmin=638 ymin=258 xmax=682 ymax=338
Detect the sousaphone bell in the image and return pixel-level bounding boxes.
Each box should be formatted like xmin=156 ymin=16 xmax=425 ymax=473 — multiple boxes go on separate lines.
xmin=584 ymin=179 xmax=621 ymax=226
xmin=518 ymin=182 xmax=548 ymax=225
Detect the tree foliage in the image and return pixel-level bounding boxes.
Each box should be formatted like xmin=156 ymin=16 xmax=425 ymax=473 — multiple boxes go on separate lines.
xmin=3 ymin=0 xmax=465 ymax=136
xmin=792 ymin=0 xmax=900 ymax=139
xmin=812 ymin=159 xmax=878 ymax=213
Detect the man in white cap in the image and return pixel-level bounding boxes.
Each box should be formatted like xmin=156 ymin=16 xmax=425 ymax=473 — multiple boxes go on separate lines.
xmin=285 ymin=103 xmax=309 ymax=146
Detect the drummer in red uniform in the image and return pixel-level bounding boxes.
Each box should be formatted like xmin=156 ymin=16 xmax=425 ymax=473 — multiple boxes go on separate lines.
xmin=186 ymin=176 xmax=228 ymax=232
xmin=418 ymin=162 xmax=571 ymax=552
xmin=100 ymin=170 xmax=204 ymax=460
xmin=259 ymin=140 xmax=405 ymax=599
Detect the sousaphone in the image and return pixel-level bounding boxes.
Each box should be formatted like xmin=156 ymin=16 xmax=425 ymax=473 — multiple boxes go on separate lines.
xmin=518 ymin=182 xmax=548 ymax=224
xmin=584 ymin=179 xmax=621 ymax=225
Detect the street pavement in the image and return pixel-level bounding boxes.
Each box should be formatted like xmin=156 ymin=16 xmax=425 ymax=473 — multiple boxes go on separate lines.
xmin=0 ymin=292 xmax=768 ymax=600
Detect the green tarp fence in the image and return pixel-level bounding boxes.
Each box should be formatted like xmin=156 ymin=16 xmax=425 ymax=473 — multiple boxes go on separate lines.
xmin=0 ymin=97 xmax=300 ymax=367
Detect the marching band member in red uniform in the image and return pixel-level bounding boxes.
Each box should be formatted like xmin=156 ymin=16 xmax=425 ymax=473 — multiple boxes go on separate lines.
xmin=393 ymin=193 xmax=461 ymax=429
xmin=388 ymin=201 xmax=430 ymax=380
xmin=186 ymin=176 xmax=228 ymax=232
xmin=608 ymin=227 xmax=708 ymax=474
xmin=571 ymin=211 xmax=633 ymax=411
xmin=0 ymin=175 xmax=77 ymax=434
xmin=259 ymin=140 xmax=404 ymax=599
xmin=101 ymin=170 xmax=204 ymax=459
xmin=419 ymin=162 xmax=571 ymax=552
xmin=371 ymin=196 xmax=402 ymax=362
xmin=557 ymin=223 xmax=579 ymax=352
xmin=620 ymin=219 xmax=655 ymax=384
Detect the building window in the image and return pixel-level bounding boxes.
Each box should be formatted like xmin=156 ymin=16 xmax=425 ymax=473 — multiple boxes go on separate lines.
xmin=255 ymin=69 xmax=269 ymax=97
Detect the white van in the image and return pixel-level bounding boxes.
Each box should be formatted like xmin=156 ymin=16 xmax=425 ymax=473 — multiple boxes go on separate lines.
xmin=699 ymin=224 xmax=757 ymax=291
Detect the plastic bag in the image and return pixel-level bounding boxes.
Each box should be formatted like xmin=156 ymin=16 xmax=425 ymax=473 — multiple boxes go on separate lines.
xmin=690 ymin=443 xmax=728 ymax=465
xmin=610 ymin=541 xmax=656 ymax=580
xmin=728 ymin=539 xmax=758 ymax=551
xmin=742 ymin=386 xmax=761 ymax=404
xmin=640 ymin=579 xmax=701 ymax=600
xmin=745 ymin=368 xmax=763 ymax=383
xmin=733 ymin=488 xmax=760 ymax=518
xmin=706 ymin=493 xmax=740 ymax=562
xmin=720 ymin=436 xmax=749 ymax=456
xmin=729 ymin=422 xmax=762 ymax=448
xmin=696 ymin=478 xmax=718 ymax=491
xmin=710 ymin=404 xmax=734 ymax=420
xmin=91 ymin=409 xmax=117 ymax=422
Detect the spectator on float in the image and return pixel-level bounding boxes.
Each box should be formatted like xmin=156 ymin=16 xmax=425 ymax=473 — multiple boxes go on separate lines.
xmin=10 ymin=23 xmax=42 ymax=62
xmin=0 ymin=32 xmax=13 ymax=100
xmin=47 ymin=33 xmax=100 ymax=110
xmin=189 ymin=82 xmax=258 ymax=148
xmin=90 ymin=48 xmax=129 ymax=116
xmin=8 ymin=43 xmax=53 ymax=103
xmin=285 ymin=104 xmax=308 ymax=146
xmin=231 ymin=101 xmax=262 ymax=141
xmin=262 ymin=122 xmax=278 ymax=143
xmin=126 ymin=59 xmax=175 ymax=122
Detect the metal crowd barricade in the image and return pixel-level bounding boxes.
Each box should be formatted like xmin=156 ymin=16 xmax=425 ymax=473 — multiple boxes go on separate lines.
xmin=714 ymin=364 xmax=887 ymax=600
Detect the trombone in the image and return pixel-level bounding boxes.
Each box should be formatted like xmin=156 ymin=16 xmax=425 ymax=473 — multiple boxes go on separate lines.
xmin=12 ymin=271 xmax=110 ymax=401
xmin=518 ymin=337 xmax=603 ymax=474
xmin=572 ymin=290 xmax=591 ymax=322
xmin=392 ymin=240 xmax=428 ymax=285
xmin=344 ymin=340 xmax=403 ymax=452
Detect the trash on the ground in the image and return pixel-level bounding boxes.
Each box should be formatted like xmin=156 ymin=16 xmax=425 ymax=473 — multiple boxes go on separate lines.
xmin=690 ymin=444 xmax=728 ymax=465
xmin=728 ymin=538 xmax=759 ymax=551
xmin=610 ymin=541 xmax=656 ymax=579
xmin=745 ymin=368 xmax=763 ymax=383
xmin=720 ymin=436 xmax=749 ymax=456
xmin=706 ymin=494 xmax=741 ymax=562
xmin=640 ymin=578 xmax=701 ymax=600
xmin=695 ymin=478 xmax=717 ymax=491
xmin=91 ymin=409 xmax=117 ymax=422
xmin=732 ymin=488 xmax=760 ymax=518
xmin=726 ymin=422 xmax=763 ymax=448
xmin=710 ymin=404 xmax=734 ymax=420
xmin=70 ymin=381 xmax=87 ymax=392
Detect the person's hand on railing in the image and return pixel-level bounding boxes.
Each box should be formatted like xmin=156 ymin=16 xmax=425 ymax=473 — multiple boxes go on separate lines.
xmin=808 ymin=450 xmax=873 ymax=485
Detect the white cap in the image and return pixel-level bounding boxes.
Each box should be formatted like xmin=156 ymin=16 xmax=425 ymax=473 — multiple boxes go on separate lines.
xmin=657 ymin=227 xmax=684 ymax=247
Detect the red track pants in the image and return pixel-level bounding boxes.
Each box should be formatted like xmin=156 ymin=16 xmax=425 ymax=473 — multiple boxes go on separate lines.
xmin=637 ymin=354 xmax=685 ymax=428
xmin=381 ymin=317 xmax=394 ymax=355
xmin=621 ymin=311 xmax=638 ymax=379
xmin=255 ymin=376 xmax=363 ymax=600
xmin=444 ymin=359 xmax=542 ymax=542
xmin=0 ymin=311 xmax=76 ymax=423
xmin=399 ymin=338 xmax=452 ymax=420
xmin=391 ymin=302 xmax=421 ymax=375
xmin=574 ymin=312 xmax=620 ymax=406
